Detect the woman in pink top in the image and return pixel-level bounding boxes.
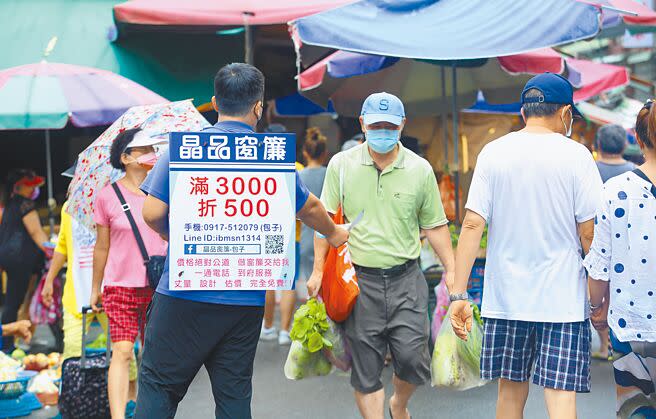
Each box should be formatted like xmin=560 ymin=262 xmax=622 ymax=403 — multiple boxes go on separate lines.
xmin=90 ymin=128 xmax=167 ymax=419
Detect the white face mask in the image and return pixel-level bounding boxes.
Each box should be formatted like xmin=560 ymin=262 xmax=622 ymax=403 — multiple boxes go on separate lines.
xmin=561 ymin=108 xmax=573 ymax=137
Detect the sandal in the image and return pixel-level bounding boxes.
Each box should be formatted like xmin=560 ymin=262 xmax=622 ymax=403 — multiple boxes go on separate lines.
xmin=592 ymin=351 xmax=612 ymax=361
xmin=389 ymin=407 xmax=412 ymax=419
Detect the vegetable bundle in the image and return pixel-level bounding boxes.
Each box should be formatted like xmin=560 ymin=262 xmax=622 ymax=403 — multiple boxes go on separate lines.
xmin=431 ymin=304 xmax=488 ymax=390
xmin=284 ymin=298 xmax=351 ymax=380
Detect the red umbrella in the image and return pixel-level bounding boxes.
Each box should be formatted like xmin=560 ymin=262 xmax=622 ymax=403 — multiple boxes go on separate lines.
xmin=113 ymin=0 xmax=352 ymax=63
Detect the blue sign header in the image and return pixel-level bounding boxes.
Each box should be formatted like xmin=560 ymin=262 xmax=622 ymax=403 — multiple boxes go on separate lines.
xmin=170 ymin=132 xmax=296 ymax=165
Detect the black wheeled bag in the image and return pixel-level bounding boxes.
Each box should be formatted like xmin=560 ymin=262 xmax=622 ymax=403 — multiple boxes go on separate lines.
xmin=58 ymin=305 xmax=111 ymax=419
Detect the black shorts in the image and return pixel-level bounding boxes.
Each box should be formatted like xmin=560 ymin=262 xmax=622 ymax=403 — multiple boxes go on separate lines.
xmin=345 ymin=261 xmax=431 ymax=393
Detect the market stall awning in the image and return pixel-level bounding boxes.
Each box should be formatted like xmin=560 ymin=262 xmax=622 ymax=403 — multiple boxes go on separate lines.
xmin=576 ymin=96 xmax=644 ymax=128
xmin=300 ymin=49 xmax=564 ymax=91
xmin=595 ymin=0 xmax=656 ymax=33
xmin=272 ymin=93 xmax=335 ymax=117
xmin=463 ymin=57 xmax=632 ymax=116
xmin=300 ymin=49 xmax=630 ymax=117
xmin=568 ymin=58 xmax=630 ymax=102
xmin=0 ymin=0 xmax=244 ymax=102
xmin=290 ymin=0 xmax=601 ymax=63
xmin=113 ymin=0 xmax=352 ymax=27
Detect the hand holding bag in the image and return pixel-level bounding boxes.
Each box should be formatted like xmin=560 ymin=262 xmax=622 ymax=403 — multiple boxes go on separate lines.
xmin=319 ymin=166 xmax=359 ymax=322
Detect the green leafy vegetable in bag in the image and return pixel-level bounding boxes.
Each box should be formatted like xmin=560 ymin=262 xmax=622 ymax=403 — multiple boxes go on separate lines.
xmin=284 ymin=299 xmax=338 ymax=380
xmin=431 ymin=304 xmax=488 ymax=390
xmin=289 ymin=298 xmax=331 ymax=352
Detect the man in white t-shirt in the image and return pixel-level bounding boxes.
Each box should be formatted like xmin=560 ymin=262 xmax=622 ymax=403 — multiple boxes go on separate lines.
xmin=449 ymin=73 xmax=602 ymax=419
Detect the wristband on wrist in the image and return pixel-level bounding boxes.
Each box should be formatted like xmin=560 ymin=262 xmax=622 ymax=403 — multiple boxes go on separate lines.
xmin=449 ymin=292 xmax=470 ymax=302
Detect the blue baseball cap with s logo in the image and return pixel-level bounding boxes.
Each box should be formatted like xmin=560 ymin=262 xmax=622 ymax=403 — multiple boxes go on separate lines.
xmin=361 ymin=92 xmax=405 ymax=126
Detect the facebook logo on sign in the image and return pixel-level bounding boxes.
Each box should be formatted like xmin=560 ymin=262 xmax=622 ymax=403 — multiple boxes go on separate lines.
xmin=185 ymin=245 xmax=197 ymax=255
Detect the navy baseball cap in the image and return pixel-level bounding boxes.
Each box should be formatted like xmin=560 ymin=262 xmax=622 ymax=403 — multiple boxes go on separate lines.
xmin=361 ymin=92 xmax=405 ymax=126
xmin=521 ymin=73 xmax=582 ymax=118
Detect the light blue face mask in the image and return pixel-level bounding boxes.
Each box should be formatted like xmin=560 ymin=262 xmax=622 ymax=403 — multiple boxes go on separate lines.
xmin=366 ymin=129 xmax=399 ymax=154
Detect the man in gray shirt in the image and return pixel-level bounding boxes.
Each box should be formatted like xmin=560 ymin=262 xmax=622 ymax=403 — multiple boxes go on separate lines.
xmin=592 ymin=124 xmax=635 ymax=363
xmin=595 ymin=124 xmax=636 ymax=183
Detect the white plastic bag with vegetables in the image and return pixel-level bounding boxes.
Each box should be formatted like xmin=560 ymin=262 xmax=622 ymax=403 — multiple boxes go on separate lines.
xmin=431 ymin=304 xmax=488 ymax=390
xmin=284 ymin=298 xmax=334 ymax=380
xmin=322 ymin=318 xmax=351 ymax=372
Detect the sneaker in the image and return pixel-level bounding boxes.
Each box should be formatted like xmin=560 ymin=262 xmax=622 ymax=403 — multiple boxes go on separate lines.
xmin=278 ymin=331 xmax=292 ymax=346
xmin=260 ymin=326 xmax=278 ymax=341
xmin=125 ymin=400 xmax=136 ymax=418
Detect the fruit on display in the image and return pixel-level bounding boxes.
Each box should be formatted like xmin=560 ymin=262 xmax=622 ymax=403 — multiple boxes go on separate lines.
xmin=11 ymin=349 xmax=26 ymax=361
xmin=47 ymin=353 xmax=61 ymax=368
xmin=23 ymin=352 xmax=61 ymax=371
xmin=36 ymin=354 xmax=48 ymax=368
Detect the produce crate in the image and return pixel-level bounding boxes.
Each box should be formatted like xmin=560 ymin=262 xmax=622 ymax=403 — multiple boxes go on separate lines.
xmin=0 ymin=392 xmax=42 ymax=417
xmin=0 ymin=370 xmax=36 ymax=400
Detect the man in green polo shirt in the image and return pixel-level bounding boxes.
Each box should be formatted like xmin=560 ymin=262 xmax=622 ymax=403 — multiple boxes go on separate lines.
xmin=308 ymin=92 xmax=455 ymax=419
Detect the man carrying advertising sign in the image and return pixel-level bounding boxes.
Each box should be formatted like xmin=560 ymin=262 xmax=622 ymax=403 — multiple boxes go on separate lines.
xmin=168 ymin=130 xmax=298 ymax=292
xmin=135 ymin=63 xmax=348 ymax=419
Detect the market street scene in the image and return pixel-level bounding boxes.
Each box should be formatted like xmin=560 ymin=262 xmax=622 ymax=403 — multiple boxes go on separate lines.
xmin=0 ymin=0 xmax=655 ymax=418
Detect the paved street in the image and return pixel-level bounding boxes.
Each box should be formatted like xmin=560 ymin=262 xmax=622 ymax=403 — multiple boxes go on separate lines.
xmin=174 ymin=339 xmax=616 ymax=419
xmin=23 ymin=318 xmax=616 ymax=419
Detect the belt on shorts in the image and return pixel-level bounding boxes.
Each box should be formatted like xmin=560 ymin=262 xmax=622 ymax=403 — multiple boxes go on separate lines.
xmin=354 ymin=259 xmax=417 ymax=277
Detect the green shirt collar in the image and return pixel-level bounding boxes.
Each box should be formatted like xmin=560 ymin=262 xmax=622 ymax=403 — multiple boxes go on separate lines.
xmin=360 ymin=142 xmax=407 ymax=170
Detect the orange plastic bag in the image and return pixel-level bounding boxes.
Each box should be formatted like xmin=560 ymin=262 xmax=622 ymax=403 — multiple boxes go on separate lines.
xmin=320 ymin=206 xmax=359 ymax=323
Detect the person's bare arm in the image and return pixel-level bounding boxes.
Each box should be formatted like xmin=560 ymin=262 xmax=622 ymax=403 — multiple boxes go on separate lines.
xmin=2 ymin=320 xmax=32 ymax=342
xmin=22 ymin=211 xmax=49 ymax=251
xmin=450 ymin=210 xmax=486 ymax=341
xmin=589 ymin=278 xmax=609 ymax=309
xmin=91 ymin=225 xmax=110 ymax=312
xmin=299 ymin=193 xmax=349 ymax=298
xmin=422 ymin=224 xmax=455 ymax=290
xmin=296 ymin=193 xmax=348 ymax=248
xmin=41 ymin=251 xmax=66 ymax=307
xmin=578 ymin=219 xmax=594 ymax=256
xmin=589 ymin=278 xmax=610 ymax=330
xmin=307 ymin=234 xmax=331 ymax=298
xmin=142 ymin=195 xmax=169 ymax=241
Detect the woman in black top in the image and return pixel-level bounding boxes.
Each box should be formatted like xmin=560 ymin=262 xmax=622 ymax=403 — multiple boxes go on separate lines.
xmin=0 ymin=169 xmax=49 ymax=351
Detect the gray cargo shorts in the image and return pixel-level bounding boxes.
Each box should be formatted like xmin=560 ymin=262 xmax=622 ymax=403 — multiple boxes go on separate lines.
xmin=344 ymin=260 xmax=431 ymax=393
